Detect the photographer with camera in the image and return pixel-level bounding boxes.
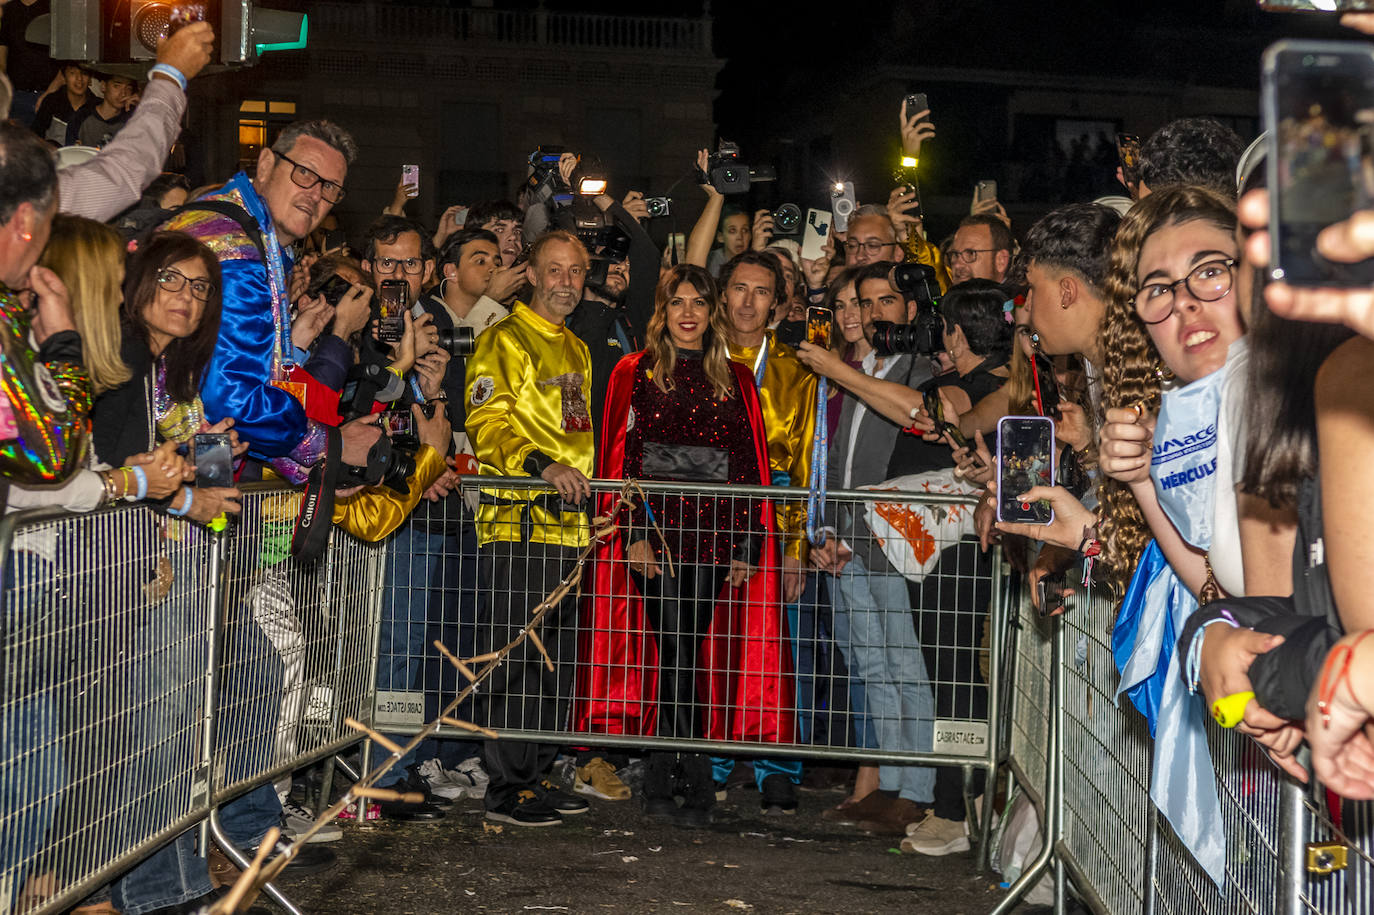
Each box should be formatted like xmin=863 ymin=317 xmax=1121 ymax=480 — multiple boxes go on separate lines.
xmin=801 ymin=260 xmax=938 ymax=836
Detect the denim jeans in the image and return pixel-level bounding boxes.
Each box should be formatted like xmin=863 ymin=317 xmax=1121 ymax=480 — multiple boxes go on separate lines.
xmin=111 ymin=552 xmax=213 ymax=914
xmin=377 ymin=524 xmax=454 ymax=786
xmin=831 ymin=554 xmax=936 ymax=804
xmin=0 ymin=551 xmax=62 ymax=909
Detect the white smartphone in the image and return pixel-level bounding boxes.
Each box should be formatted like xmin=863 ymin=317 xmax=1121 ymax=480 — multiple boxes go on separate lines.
xmin=800 ymin=208 xmax=831 ymax=261
xmin=401 ymin=164 xmax=419 ymax=198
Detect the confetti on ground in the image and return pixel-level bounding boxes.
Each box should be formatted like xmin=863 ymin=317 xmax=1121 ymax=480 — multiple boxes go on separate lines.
xmin=723 ymin=900 xmax=753 ymax=910
xmin=723 ymin=864 xmax=740 ymax=869
xmin=649 ymin=846 xmax=663 ymax=852
xmin=482 ymin=822 xmax=503 ymax=835
xmin=593 ymin=848 xmax=625 ymax=856
xmin=621 ymin=856 xmax=639 ymax=863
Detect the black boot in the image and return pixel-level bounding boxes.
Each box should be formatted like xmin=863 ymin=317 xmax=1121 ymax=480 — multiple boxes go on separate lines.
xmin=674 ymin=753 xmax=715 ymax=828
xmin=642 ymin=752 xmax=677 ymax=821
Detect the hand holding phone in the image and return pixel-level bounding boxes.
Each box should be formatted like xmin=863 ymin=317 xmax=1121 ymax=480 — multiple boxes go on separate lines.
xmin=401 ymin=164 xmax=419 ymax=198
xmin=805 ymin=306 xmax=832 ymax=348
xmin=194 ymin=432 xmax=234 ymax=488
xmin=377 ymin=280 xmax=408 ymax=343
xmin=996 ymin=415 xmax=1056 ymax=524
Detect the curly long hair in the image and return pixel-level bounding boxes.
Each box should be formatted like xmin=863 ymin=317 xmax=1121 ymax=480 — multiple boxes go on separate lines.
xmin=644 ymin=264 xmax=736 ymax=401
xmin=1095 ymin=185 xmax=1236 ymax=595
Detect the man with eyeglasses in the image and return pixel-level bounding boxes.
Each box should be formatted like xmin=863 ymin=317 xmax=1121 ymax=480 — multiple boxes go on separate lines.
xmin=843 ymin=208 xmax=903 ymax=268
xmin=948 ymin=214 xmax=1013 ymax=286
xmin=163 ymin=118 xmax=382 ymax=479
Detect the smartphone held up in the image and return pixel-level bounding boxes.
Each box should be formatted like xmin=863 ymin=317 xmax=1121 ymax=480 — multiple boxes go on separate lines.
xmin=996 ymin=415 xmax=1055 ymax=525
xmin=1263 ymin=40 xmax=1374 ymax=287
xmin=377 ymin=280 xmax=409 ymax=343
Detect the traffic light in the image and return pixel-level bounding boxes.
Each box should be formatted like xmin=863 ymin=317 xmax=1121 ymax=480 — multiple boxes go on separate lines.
xmin=41 ymin=0 xmax=307 ymax=67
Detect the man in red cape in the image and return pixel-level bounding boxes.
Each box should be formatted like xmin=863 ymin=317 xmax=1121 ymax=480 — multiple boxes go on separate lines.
xmin=573 ymin=353 xmax=796 ymax=746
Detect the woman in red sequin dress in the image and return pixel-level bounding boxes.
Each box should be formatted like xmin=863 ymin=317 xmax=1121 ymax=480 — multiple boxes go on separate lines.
xmin=577 ymin=264 xmax=792 ymax=826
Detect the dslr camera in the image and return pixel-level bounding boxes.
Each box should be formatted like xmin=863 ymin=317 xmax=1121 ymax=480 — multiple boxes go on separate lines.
xmin=705 ymin=140 xmax=776 ymax=195
xmin=341 ymin=426 xmax=419 ymax=496
xmin=577 ymin=225 xmax=632 ymax=288
xmin=645 ymin=196 xmax=672 ymax=218
xmin=772 ymin=203 xmax=802 ymax=236
xmin=870 ymin=263 xmax=944 ymax=357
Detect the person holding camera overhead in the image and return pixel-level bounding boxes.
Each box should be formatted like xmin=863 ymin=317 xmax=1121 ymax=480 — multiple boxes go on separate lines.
xmin=465 ymin=229 xmax=598 ymax=827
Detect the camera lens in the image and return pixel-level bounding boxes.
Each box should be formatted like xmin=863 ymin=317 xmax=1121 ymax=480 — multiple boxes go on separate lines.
xmin=773 ymin=203 xmax=802 ymax=233
xmin=437 ymin=326 xmax=476 ymax=357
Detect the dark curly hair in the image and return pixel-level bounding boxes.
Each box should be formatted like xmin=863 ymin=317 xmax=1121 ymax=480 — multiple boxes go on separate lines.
xmin=1139 ymin=118 xmax=1246 ymax=199
xmin=1018 ymin=203 xmax=1122 ymax=294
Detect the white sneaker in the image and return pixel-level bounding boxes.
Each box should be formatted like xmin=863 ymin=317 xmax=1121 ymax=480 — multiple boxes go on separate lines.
xmin=420 ymin=756 xmax=488 ymax=800
xmin=281 ymin=799 xmax=343 ymax=844
xmin=900 ymin=814 xmax=970 ymax=856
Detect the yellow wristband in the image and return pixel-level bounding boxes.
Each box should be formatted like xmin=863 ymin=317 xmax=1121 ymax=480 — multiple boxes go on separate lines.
xmin=1211 ymin=691 xmax=1255 ymax=729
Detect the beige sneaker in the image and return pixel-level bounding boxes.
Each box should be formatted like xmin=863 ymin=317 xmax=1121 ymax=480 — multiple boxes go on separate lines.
xmin=575 ymin=757 xmax=632 ymax=801
xmin=900 ymin=813 xmax=971 ymax=856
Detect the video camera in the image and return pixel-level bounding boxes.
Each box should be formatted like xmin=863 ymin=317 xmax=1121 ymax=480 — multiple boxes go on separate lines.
xmin=577 ymin=225 xmax=632 ymax=288
xmin=525 ymin=145 xmax=574 ymax=201
xmin=336 ymin=364 xmax=425 ymax=495
xmin=705 ymin=140 xmax=777 ymax=195
xmin=870 ymin=263 xmax=944 ymax=358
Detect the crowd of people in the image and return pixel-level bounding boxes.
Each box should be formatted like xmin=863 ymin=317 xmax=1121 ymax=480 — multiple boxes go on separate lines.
xmin=2 ymin=8 xmax=1374 ymax=915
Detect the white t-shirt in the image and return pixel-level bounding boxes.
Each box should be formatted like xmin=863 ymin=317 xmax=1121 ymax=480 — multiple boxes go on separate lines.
xmin=1208 ymin=338 xmax=1249 ymax=597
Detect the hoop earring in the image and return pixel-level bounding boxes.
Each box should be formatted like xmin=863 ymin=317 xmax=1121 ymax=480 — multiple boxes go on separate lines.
xmin=1155 ymin=361 xmax=1175 ymax=382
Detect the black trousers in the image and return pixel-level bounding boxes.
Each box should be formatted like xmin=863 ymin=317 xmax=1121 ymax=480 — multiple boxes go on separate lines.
xmin=633 ymin=561 xmax=730 ymax=740
xmin=910 ymin=538 xmax=993 ymax=820
xmin=477 ymin=538 xmax=581 ymax=809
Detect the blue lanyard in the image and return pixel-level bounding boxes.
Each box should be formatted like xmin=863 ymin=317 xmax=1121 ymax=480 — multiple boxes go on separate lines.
xmin=806 ymin=378 xmax=828 ymax=546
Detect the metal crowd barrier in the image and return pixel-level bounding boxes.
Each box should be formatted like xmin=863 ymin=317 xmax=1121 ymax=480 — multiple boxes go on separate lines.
xmin=0 ymin=484 xmax=389 ymax=915
xmin=379 ymin=477 xmax=1004 ymax=805
xmin=994 ymin=576 xmax=1374 ymax=915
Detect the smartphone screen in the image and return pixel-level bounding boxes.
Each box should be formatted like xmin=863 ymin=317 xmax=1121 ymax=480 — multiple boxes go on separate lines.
xmin=167 ymin=3 xmax=205 ymax=37
xmin=378 ymin=280 xmax=408 ymax=343
xmin=401 ymin=164 xmax=419 ymax=197
xmin=194 ymin=432 xmax=233 ymax=489
xmin=379 ymin=410 xmax=413 ymax=437
xmin=1265 ymin=41 xmax=1374 ymax=287
xmin=1116 ymin=133 xmax=1142 ymax=188
xmin=996 ymin=416 xmax=1056 ymax=524
xmin=805 ymin=306 xmax=832 ymax=348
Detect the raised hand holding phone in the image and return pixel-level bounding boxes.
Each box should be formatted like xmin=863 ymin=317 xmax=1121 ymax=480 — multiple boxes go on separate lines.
xmin=995 ymin=415 xmax=1056 ymax=524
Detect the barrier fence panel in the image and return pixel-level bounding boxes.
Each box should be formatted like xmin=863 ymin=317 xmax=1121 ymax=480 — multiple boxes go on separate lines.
xmin=1298 ymin=791 xmax=1374 ymax=913
xmin=1057 ymin=584 xmax=1154 ymax=915
xmin=377 ymin=478 xmax=1002 ymax=791
xmin=0 ymin=505 xmax=216 ymax=915
xmin=211 ymin=485 xmax=388 ymax=804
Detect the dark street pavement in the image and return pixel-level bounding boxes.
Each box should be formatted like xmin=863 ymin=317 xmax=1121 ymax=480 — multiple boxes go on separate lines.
xmin=274 ymin=778 xmax=1008 ymax=914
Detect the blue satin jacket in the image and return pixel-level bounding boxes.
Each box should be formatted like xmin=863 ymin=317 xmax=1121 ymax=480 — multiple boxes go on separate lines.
xmin=161 ymin=171 xmax=326 ymax=477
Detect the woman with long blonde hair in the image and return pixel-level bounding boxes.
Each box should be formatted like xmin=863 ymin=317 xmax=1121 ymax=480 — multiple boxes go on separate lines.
xmin=578 ymin=263 xmax=786 ymax=828
xmin=38 ymin=214 xmax=132 ymax=394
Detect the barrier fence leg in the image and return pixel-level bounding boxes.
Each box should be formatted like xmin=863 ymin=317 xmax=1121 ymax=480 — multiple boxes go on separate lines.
xmin=199 ymin=527 xmax=227 ymax=860
xmin=989 ymin=615 xmax=1062 ymax=915
xmin=1143 ymin=804 xmax=1158 ymax=915
xmin=1276 ymin=775 xmax=1307 ymax=915
xmin=208 ymin=807 xmax=303 ymax=915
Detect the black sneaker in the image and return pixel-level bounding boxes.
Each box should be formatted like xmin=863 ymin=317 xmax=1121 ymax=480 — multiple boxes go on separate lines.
xmin=760 ymin=773 xmax=798 ymax=815
xmin=535 ymin=778 xmax=590 ymax=815
xmin=486 ymin=789 xmax=563 ymax=827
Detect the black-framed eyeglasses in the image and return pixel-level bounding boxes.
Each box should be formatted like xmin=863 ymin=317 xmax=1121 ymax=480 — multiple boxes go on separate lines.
xmin=843 ymin=239 xmax=898 ymax=255
xmin=372 ymin=256 xmax=425 ymax=276
xmin=273 ymin=150 xmax=346 ymax=204
xmin=950 ymin=247 xmax=996 ymax=264
xmin=1133 ymin=258 xmax=1236 ymax=325
xmin=157 ymin=266 xmax=216 ymax=302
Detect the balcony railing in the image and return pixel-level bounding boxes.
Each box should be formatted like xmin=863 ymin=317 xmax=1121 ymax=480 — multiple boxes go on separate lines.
xmin=309 ymin=2 xmax=713 ymax=55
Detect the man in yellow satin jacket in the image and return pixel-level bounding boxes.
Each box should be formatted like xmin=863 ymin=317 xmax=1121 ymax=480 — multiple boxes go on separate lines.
xmin=463 ymin=230 xmax=597 ymax=828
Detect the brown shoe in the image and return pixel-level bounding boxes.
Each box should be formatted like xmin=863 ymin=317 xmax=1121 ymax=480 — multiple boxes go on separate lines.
xmin=856 ymin=797 xmax=931 ymax=836
xmin=820 ymin=789 xmax=893 ymax=826
xmin=207 ymin=843 xmax=243 ymax=890
xmin=70 ymin=904 xmax=119 ymax=915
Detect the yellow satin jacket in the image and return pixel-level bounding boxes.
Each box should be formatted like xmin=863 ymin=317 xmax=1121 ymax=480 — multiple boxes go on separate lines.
xmin=464 ymin=303 xmax=595 ymax=547
xmin=331 ymin=445 xmax=447 ymax=541
xmin=728 ymin=330 xmax=818 ymax=561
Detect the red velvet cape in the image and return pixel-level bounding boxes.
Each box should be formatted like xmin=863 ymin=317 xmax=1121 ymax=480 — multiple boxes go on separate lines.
xmin=573 ymin=352 xmax=796 ymax=744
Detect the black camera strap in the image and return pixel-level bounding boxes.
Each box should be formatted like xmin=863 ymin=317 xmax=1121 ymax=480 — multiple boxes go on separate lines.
xmin=291 ymin=425 xmax=341 ymax=563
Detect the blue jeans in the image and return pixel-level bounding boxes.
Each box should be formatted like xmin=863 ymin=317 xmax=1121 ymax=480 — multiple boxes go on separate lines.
xmin=112 ymin=553 xmax=213 ymax=914
xmin=831 ymin=554 xmax=936 ymax=804
xmin=377 ymin=524 xmax=453 ymax=786
xmin=0 ymin=552 xmax=62 ymax=907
